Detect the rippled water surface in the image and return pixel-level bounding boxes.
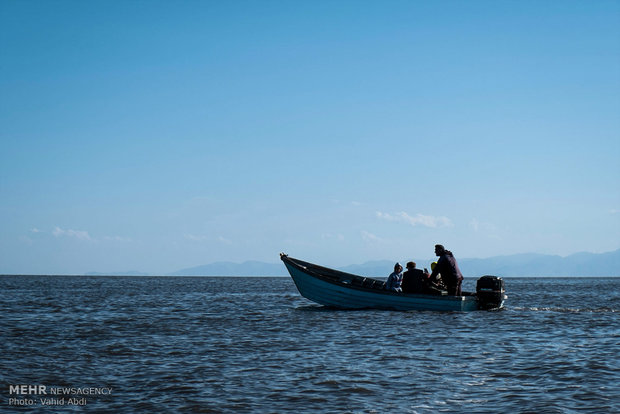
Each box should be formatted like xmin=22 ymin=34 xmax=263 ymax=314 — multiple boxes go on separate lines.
xmin=1 ymin=276 xmax=618 ymax=413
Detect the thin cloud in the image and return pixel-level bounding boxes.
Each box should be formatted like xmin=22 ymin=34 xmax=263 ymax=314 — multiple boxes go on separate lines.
xmin=361 ymin=230 xmax=385 ymax=244
xmin=470 ymin=218 xmax=480 ymax=232
xmin=185 ymin=234 xmax=233 ymax=245
xmin=103 ymin=236 xmax=132 ymax=242
xmin=470 ymin=218 xmax=498 ymax=232
xmin=184 ymin=234 xmax=209 ymax=242
xmin=53 ymin=226 xmax=93 ymax=241
xmin=322 ymin=233 xmax=345 ymax=241
xmin=218 ymin=236 xmax=233 ymax=245
xmin=376 ymin=211 xmax=453 ymax=228
xmin=470 ymin=218 xmax=501 ymax=240
xmin=19 ymin=235 xmax=33 ymax=244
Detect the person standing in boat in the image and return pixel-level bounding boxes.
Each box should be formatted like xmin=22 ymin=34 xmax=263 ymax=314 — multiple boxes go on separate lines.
xmin=385 ymin=263 xmax=403 ymax=292
xmin=430 ymin=244 xmax=463 ymax=296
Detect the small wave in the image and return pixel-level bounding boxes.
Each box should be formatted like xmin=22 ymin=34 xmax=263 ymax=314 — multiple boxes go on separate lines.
xmin=314 ymin=379 xmax=340 ymax=387
xmin=341 ymin=386 xmax=375 ymax=395
xmin=294 ymin=305 xmax=336 ymax=312
xmin=512 ymin=306 xmax=617 ymax=313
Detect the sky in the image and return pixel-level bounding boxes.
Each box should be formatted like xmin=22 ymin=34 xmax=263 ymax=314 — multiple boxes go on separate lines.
xmin=1 ymin=0 xmax=619 ymax=274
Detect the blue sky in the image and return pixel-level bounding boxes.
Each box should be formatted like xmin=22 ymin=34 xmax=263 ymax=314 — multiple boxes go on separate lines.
xmin=1 ymin=1 xmax=619 ymax=274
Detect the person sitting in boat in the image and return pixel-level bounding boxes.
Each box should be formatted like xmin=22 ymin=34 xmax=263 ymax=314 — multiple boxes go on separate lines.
xmin=402 ymin=261 xmax=429 ymax=293
xmin=429 ymin=244 xmax=464 ymax=296
xmin=428 ymin=261 xmax=440 ymax=284
xmin=426 ymin=261 xmax=447 ymax=292
xmin=385 ymin=262 xmax=403 ymax=292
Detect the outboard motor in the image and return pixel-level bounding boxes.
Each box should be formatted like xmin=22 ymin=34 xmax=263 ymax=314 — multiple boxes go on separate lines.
xmin=476 ymin=276 xmax=506 ymax=310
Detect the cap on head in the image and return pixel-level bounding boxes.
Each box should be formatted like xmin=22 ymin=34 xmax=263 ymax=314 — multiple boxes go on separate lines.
xmin=431 ymin=261 xmax=437 ymax=271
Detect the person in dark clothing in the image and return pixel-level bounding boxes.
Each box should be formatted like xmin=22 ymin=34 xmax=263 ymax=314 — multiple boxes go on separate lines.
xmin=402 ymin=261 xmax=429 ymax=293
xmin=429 ymin=244 xmax=463 ymax=296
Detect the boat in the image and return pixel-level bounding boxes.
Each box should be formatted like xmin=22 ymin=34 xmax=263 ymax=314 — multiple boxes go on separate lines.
xmin=280 ymin=253 xmax=506 ymax=311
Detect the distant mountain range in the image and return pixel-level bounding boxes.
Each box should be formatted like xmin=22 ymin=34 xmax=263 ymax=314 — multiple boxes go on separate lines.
xmin=167 ymin=249 xmax=620 ymax=277
xmin=85 ymin=271 xmax=150 ymax=276
xmin=168 ymin=260 xmax=284 ymax=277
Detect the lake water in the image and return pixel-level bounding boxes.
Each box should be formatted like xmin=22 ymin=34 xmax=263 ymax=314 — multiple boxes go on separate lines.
xmin=1 ymin=276 xmax=618 ymax=413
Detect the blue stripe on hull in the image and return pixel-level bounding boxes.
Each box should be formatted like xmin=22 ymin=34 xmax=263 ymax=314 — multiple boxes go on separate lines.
xmin=286 ymin=262 xmax=479 ymax=311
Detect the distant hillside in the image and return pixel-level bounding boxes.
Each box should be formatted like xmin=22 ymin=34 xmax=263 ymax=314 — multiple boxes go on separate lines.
xmin=352 ymin=250 xmax=620 ymax=277
xmin=168 ymin=250 xmax=620 ymax=277
xmin=458 ymin=249 xmax=620 ymax=277
xmin=85 ymin=271 xmax=150 ymax=276
xmin=168 ymin=261 xmax=287 ymax=276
